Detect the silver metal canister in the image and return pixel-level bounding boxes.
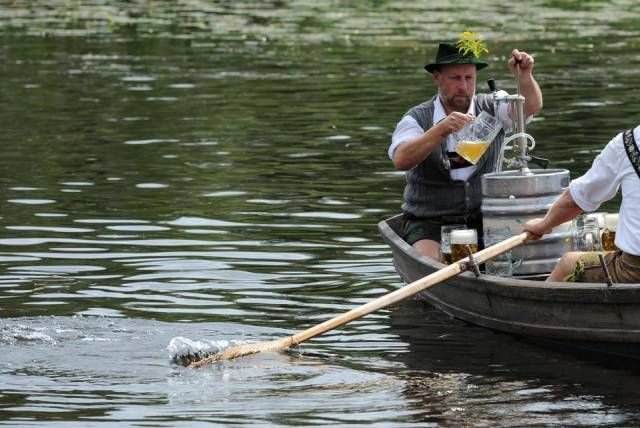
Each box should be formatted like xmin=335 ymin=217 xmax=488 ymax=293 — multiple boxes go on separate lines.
xmin=481 ymin=169 xmax=572 ymax=275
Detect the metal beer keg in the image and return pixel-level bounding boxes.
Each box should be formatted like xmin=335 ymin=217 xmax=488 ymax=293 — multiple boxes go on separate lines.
xmin=481 ymin=168 xmax=571 ymax=275
xmin=481 ymin=77 xmax=573 ymax=275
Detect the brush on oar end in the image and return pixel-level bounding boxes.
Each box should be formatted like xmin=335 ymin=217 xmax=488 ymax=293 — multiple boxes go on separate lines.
xmin=167 ymin=336 xmax=225 ymax=366
xmin=187 ymin=336 xmax=294 ymax=368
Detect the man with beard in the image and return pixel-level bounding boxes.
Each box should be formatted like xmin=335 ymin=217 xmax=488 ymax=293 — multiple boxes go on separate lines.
xmin=389 ymin=38 xmax=542 ymax=261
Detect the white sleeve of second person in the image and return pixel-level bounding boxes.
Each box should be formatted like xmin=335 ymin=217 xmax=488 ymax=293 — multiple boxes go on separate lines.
xmin=568 ymin=135 xmax=623 ymax=212
xmin=389 ymin=115 xmax=424 ymax=161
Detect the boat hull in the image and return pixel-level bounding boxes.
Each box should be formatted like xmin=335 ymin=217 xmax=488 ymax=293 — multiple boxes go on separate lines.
xmin=379 ymin=214 xmax=640 ymax=345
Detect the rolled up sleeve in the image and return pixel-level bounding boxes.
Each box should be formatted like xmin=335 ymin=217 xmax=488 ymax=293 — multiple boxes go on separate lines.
xmin=389 ymin=116 xmax=423 ymax=160
xmin=569 ymin=136 xmax=623 ymax=212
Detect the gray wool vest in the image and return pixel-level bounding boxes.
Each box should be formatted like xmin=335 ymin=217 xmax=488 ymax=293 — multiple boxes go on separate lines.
xmin=402 ymin=94 xmax=504 ymax=219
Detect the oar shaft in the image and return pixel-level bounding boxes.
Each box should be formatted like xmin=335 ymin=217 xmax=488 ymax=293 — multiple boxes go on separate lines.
xmin=287 ymin=264 xmax=462 ymax=345
xmin=287 ymin=232 xmax=528 ymax=345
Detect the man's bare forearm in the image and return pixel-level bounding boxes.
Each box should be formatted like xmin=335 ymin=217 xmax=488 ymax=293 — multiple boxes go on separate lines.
xmin=524 ymin=190 xmax=582 ymax=238
xmin=392 ymin=125 xmax=446 ymax=171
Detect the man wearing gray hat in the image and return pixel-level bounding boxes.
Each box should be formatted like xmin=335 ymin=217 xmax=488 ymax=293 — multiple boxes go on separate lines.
xmin=389 ymin=33 xmax=542 ymax=261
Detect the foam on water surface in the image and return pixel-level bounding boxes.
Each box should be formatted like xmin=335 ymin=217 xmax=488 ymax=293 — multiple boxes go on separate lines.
xmin=167 ymin=336 xmax=246 ymax=366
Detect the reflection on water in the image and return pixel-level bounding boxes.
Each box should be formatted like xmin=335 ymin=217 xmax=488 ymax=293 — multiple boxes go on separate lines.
xmin=2 ymin=1 xmax=640 ymax=426
xmin=390 ymin=301 xmax=640 ymax=426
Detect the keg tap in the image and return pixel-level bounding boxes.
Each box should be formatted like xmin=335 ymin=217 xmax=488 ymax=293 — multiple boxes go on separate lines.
xmin=487 ymin=65 xmax=547 ymax=174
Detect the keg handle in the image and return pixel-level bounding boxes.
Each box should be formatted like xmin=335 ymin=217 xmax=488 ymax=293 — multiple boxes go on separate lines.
xmin=529 ymin=154 xmax=550 ymax=169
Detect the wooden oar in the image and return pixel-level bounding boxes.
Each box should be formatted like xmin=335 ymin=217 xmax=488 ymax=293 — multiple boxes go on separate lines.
xmin=188 ymin=232 xmax=531 ymax=368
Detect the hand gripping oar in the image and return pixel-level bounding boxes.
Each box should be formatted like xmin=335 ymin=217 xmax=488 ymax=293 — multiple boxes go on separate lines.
xmin=187 ymin=232 xmax=531 ymax=368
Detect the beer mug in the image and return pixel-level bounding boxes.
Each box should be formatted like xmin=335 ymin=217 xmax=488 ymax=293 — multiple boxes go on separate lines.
xmin=483 ymin=227 xmax=519 ymax=276
xmin=572 ymin=215 xmax=601 ymax=251
xmin=586 ymin=212 xmax=606 ymax=229
xmin=601 ymin=213 xmax=618 ymax=251
xmin=450 ymin=229 xmax=478 ymax=263
xmin=440 ymin=224 xmax=466 ymax=264
xmin=454 ymin=111 xmax=502 ymax=164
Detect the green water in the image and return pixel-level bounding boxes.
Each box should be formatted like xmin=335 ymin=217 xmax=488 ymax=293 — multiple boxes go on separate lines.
xmin=2 ymin=1 xmax=640 ymax=426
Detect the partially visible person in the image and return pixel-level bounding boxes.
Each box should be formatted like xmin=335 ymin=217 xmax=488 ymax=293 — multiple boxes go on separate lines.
xmin=390 ymin=32 xmax=543 ymax=261
xmin=524 ymin=125 xmax=640 ymax=283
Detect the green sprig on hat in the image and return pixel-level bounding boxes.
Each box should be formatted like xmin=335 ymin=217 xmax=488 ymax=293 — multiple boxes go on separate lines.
xmin=456 ymin=30 xmax=489 ymax=59
xmin=423 ymin=31 xmax=489 ymax=73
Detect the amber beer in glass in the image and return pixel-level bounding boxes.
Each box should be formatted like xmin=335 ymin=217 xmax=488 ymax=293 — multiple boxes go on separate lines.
xmin=441 ymin=249 xmax=453 ymax=265
xmin=450 ymin=229 xmax=478 ymax=263
xmin=601 ymin=230 xmax=616 ymax=251
xmin=602 ymin=213 xmax=618 ymax=251
xmin=454 ymin=111 xmax=502 ymax=164
xmin=455 ymin=140 xmax=491 ymax=164
xmin=440 ymin=224 xmax=465 ymax=264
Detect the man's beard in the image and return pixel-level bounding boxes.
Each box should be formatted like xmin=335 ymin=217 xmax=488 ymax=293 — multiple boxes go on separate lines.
xmin=441 ymin=92 xmax=472 ymax=113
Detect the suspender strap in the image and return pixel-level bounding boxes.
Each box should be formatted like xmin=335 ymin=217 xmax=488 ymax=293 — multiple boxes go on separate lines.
xmin=623 ymin=129 xmax=640 ymax=180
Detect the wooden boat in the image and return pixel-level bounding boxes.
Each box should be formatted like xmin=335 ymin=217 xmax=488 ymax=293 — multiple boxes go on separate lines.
xmin=379 ymin=214 xmax=640 ymax=359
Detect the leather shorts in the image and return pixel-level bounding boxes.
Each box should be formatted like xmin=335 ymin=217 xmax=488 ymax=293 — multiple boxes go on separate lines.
xmin=569 ymin=250 xmax=640 ymax=283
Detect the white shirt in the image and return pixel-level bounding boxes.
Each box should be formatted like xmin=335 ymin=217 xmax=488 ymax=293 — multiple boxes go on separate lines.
xmin=569 ymin=126 xmax=640 ymax=255
xmin=389 ymin=91 xmax=520 ymax=181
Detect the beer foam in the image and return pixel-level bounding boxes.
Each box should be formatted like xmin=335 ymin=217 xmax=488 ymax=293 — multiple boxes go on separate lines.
xmin=450 ymin=229 xmax=477 ymax=244
xmin=604 ymin=213 xmax=618 ymax=231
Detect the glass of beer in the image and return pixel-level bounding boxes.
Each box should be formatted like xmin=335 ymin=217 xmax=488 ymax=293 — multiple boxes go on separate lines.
xmin=450 ymin=229 xmax=478 ymax=263
xmin=602 ymin=213 xmax=618 ymax=251
xmin=586 ymin=212 xmax=606 ymax=229
xmin=572 ymin=215 xmax=601 ymax=251
xmin=483 ymin=227 xmax=518 ymax=276
xmin=454 ymin=111 xmax=502 ymax=164
xmin=440 ymin=224 xmax=466 ymax=264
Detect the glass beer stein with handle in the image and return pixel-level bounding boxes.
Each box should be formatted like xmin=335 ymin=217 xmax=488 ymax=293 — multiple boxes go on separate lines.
xmin=440 ymin=224 xmax=466 ymax=264
xmin=450 ymin=229 xmax=478 ymax=263
xmin=483 ymin=227 xmax=519 ymax=276
xmin=454 ymin=111 xmax=503 ymax=164
xmin=572 ymin=214 xmax=601 ymax=251
xmin=602 ymin=213 xmax=618 ymax=251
